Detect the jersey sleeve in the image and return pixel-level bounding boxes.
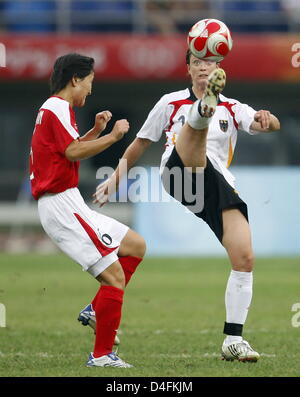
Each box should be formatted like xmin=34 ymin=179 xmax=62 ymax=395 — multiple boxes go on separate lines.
xmin=136 ymin=95 xmax=171 ymax=142
xmin=233 ymin=101 xmax=259 ymax=135
xmin=47 ymin=108 xmax=79 ymax=154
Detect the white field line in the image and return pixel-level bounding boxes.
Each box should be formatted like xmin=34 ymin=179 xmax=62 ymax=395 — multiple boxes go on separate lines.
xmin=0 ymin=329 xmax=276 ymax=359
xmin=124 ymin=328 xmax=270 ymax=335
xmin=150 ymin=352 xmax=276 ymax=358
xmin=2 ymin=328 xmax=271 ymax=337
xmin=0 ymin=351 xmax=80 ymax=358
xmin=0 ymin=351 xmax=276 ymax=359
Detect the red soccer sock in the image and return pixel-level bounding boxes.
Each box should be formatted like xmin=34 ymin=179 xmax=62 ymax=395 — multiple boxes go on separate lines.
xmin=93 ymin=285 xmax=124 ymax=358
xmin=119 ymin=256 xmax=142 ymax=286
xmin=91 ymin=289 xmax=100 ymax=310
xmin=91 ymin=256 xmax=142 ymax=309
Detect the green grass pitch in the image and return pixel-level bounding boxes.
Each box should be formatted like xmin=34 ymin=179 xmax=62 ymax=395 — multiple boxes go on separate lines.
xmin=0 ymin=253 xmax=299 ymax=377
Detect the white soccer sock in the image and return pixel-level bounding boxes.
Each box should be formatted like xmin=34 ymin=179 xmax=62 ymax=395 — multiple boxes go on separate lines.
xmin=225 ymin=270 xmax=253 ymax=337
xmin=187 ymin=99 xmax=212 ymax=130
xmin=225 ymin=335 xmax=243 ymax=344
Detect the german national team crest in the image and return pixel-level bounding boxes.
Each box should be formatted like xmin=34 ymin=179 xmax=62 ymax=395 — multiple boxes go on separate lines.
xmin=219 ymin=120 xmax=228 ymax=132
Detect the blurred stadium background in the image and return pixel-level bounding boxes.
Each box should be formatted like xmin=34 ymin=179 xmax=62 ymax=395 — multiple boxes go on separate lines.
xmin=0 ymin=0 xmax=299 ymax=256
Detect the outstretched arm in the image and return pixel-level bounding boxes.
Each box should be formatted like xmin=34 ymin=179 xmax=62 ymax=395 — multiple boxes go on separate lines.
xmin=93 ymin=137 xmax=152 ymax=206
xmin=250 ymin=110 xmax=280 ymax=133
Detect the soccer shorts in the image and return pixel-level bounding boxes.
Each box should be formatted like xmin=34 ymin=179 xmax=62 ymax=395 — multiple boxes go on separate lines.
xmin=161 ymin=147 xmax=248 ymax=243
xmin=38 ymin=187 xmax=129 ymax=277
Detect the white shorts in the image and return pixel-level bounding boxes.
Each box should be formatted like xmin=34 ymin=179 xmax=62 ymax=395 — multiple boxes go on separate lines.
xmin=38 ymin=187 xmax=129 ymax=277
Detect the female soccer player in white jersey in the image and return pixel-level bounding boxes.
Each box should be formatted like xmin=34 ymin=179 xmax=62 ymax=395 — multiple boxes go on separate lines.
xmin=94 ymin=49 xmax=280 ymax=362
xmin=29 ymin=53 xmax=146 ymax=368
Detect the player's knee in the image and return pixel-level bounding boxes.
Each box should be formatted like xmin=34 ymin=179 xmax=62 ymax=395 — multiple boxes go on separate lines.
xmin=236 ymin=251 xmax=255 ymax=272
xmin=135 ymin=234 xmax=146 ymax=258
xmin=128 ymin=234 xmax=146 ymax=258
xmin=119 ymin=230 xmax=146 ymax=258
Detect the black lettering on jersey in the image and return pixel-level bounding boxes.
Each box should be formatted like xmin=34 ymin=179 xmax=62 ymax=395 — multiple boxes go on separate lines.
xmin=101 ymin=233 xmax=112 ymax=245
xmin=219 ymin=120 xmax=228 ymax=132
xmin=178 ymin=115 xmax=185 ymax=126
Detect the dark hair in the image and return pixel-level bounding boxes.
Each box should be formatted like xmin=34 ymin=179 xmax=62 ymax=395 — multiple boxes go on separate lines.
xmin=186 ymin=48 xmax=192 ymax=65
xmin=185 ymin=48 xmax=220 ymax=65
xmin=50 ymin=53 xmax=95 ymax=95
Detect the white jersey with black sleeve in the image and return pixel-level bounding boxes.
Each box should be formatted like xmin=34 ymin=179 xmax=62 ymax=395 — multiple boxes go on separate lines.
xmin=136 ymin=87 xmax=257 ymax=187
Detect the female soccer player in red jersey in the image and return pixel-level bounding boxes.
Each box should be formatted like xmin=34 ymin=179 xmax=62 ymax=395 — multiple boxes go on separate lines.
xmin=30 ymin=53 xmax=145 ymax=368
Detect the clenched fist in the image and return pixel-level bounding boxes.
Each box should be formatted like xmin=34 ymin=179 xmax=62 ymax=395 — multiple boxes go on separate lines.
xmin=94 ymin=110 xmax=112 ymax=133
xmin=110 ymin=119 xmax=130 ymax=141
xmin=254 ymin=110 xmax=271 ymax=130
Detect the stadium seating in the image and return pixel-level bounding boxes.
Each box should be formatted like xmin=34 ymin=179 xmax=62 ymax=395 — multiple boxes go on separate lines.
xmin=220 ymin=0 xmax=288 ymax=32
xmin=70 ymin=1 xmax=136 ymax=32
xmin=0 ymin=0 xmax=292 ymax=33
xmin=2 ymin=0 xmax=57 ymax=32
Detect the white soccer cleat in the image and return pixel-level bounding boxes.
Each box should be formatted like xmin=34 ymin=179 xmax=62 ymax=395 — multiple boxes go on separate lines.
xmin=200 ymin=68 xmax=226 ymax=117
xmin=86 ymin=352 xmax=133 ymax=368
xmin=221 ymin=339 xmax=260 ymax=362
xmin=78 ymin=304 xmax=120 ymax=345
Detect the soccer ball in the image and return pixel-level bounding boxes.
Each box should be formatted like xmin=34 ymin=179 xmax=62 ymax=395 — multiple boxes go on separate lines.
xmin=187 ymin=19 xmax=233 ymax=62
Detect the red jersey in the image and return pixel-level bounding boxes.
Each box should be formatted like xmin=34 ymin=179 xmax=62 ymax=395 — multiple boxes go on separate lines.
xmin=30 ymin=96 xmax=80 ymax=200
